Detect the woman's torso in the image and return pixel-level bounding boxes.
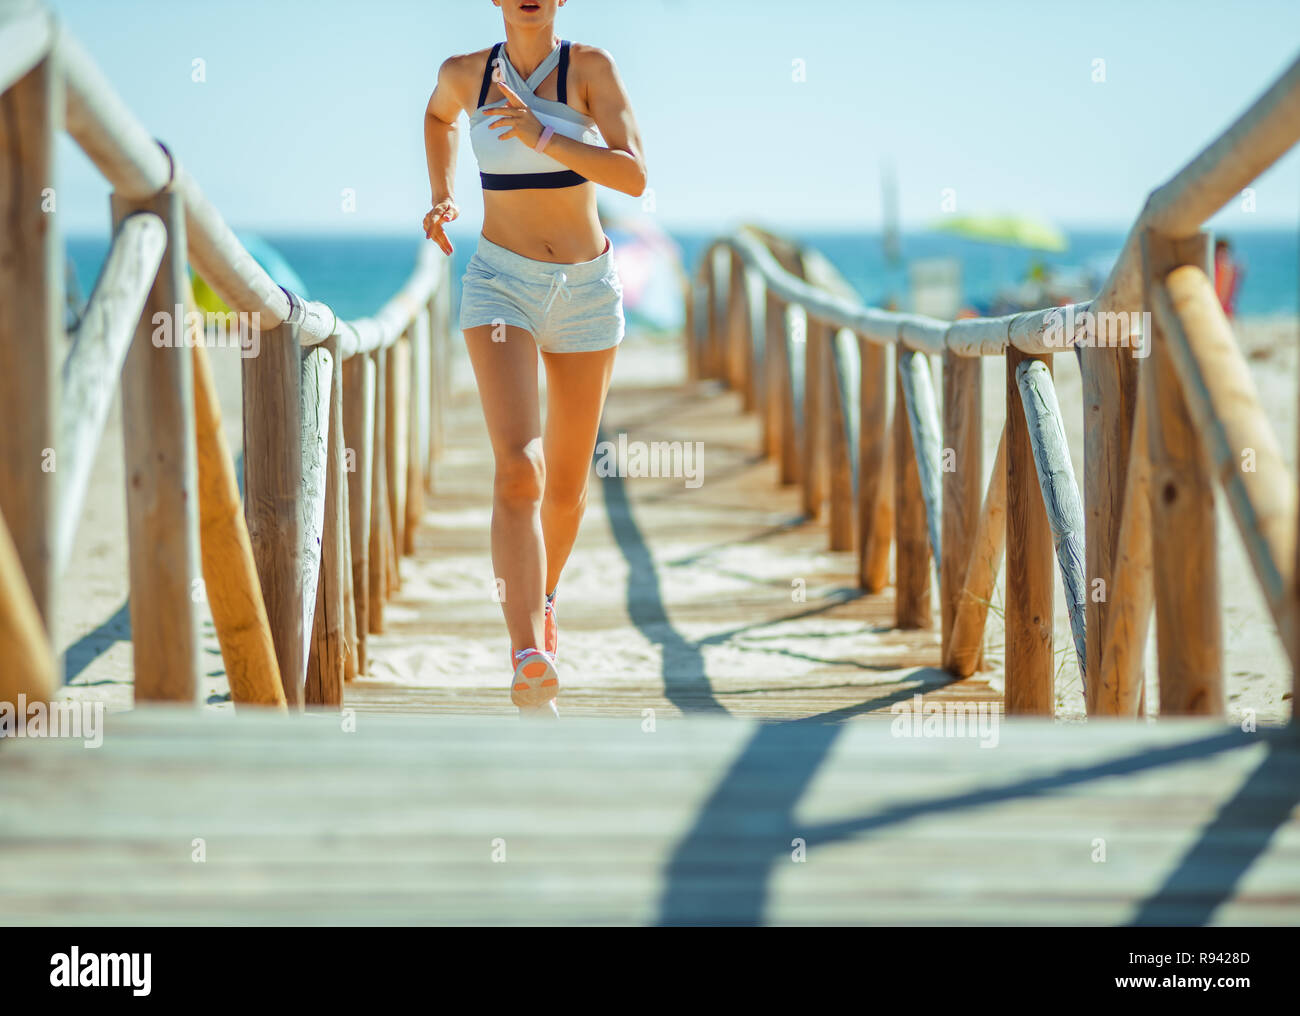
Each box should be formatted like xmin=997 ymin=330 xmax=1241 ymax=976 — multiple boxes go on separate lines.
xmin=467 ymin=40 xmax=605 ymax=264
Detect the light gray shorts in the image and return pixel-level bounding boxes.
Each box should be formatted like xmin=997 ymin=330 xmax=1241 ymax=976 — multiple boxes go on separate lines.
xmin=459 ymin=233 xmax=625 ymax=353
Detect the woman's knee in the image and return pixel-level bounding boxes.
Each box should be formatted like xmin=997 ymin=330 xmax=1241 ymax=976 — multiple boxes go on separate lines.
xmin=544 ymin=472 xmax=588 ymax=515
xmin=494 ymin=444 xmax=546 ymax=507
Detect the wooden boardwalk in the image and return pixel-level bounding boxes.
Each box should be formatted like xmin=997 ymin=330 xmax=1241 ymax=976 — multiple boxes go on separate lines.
xmin=348 ymin=372 xmax=1000 ymax=720
xmin=3 ymin=370 xmax=1299 ymax=925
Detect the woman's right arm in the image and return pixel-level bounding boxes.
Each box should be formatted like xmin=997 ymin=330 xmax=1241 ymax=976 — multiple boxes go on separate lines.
xmin=423 ymin=57 xmax=468 ymax=255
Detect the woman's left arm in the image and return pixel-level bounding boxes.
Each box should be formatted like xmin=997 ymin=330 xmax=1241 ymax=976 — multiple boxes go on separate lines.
xmin=486 ymin=48 xmax=647 ymax=196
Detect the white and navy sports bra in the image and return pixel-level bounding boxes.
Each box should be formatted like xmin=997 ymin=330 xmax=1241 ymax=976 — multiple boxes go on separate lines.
xmin=469 ymin=39 xmax=601 ymax=191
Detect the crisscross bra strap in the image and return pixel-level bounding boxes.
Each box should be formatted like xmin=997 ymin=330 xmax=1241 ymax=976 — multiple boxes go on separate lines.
xmin=476 ymin=42 xmax=504 ymax=109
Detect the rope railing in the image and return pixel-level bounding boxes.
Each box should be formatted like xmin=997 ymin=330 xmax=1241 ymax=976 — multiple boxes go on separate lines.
xmin=0 ymin=1 xmax=452 ymax=713
xmin=689 ymin=48 xmax=1300 ymax=720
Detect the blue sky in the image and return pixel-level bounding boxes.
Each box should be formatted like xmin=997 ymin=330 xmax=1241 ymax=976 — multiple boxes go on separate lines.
xmin=48 ymin=0 xmax=1300 ymax=235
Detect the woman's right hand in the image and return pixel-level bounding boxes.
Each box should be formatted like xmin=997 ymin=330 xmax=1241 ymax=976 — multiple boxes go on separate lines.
xmin=423 ymin=198 xmax=459 ymax=255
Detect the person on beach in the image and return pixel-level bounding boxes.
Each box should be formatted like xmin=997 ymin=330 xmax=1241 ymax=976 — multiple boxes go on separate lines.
xmin=422 ymin=0 xmax=647 ymax=717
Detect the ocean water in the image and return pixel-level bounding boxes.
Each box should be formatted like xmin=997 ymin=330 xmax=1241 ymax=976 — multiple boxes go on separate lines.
xmin=65 ymin=227 xmax=1297 ymax=325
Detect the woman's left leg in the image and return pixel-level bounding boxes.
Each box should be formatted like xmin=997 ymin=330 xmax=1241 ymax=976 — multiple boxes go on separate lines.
xmin=540 ymin=346 xmax=619 ymax=594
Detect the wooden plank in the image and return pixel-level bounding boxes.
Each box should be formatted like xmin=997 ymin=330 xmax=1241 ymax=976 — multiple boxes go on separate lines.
xmin=2 ymin=708 xmax=1296 ymax=925
xmin=941 ymin=351 xmax=983 ymax=660
xmin=306 ymin=338 xmax=346 ymax=707
xmin=192 ymin=336 xmax=284 ymax=709
xmin=857 ymin=336 xmax=890 ymax=592
xmin=1015 ymin=359 xmax=1088 ymax=684
xmin=113 ymin=188 xmax=202 ymax=703
xmin=894 ymin=346 xmax=931 ymax=629
xmin=0 ymin=52 xmax=59 ymax=633
xmin=1141 ymin=232 xmax=1222 ymax=717
xmin=762 ymin=288 xmax=784 ymax=459
xmin=343 ymin=355 xmax=375 ymax=671
xmin=243 ymin=321 xmax=306 ymax=707
xmin=56 ymin=212 xmax=166 ymax=574
xmin=945 ymin=428 xmax=1007 ymax=676
xmin=1005 ymin=346 xmax=1054 ymax=715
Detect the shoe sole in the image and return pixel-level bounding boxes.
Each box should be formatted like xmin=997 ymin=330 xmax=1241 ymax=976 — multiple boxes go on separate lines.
xmin=510 ymin=653 xmax=559 ymax=709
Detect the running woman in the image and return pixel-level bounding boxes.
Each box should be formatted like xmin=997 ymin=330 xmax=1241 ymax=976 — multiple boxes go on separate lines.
xmin=422 ymin=0 xmax=647 ymax=717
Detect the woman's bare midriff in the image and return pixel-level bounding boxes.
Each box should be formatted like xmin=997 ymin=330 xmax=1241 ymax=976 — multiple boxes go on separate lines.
xmin=481 ymin=182 xmax=606 ymax=264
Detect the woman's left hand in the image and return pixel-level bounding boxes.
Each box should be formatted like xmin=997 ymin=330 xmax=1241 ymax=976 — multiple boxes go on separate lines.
xmin=485 ymin=80 xmax=544 ymax=148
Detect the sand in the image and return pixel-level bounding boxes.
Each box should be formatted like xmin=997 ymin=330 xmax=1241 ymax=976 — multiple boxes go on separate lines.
xmin=51 ymin=315 xmax=1296 ymax=726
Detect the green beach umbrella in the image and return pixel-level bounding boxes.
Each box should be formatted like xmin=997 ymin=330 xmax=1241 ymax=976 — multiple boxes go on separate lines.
xmin=931 ymin=214 xmax=1068 ymax=253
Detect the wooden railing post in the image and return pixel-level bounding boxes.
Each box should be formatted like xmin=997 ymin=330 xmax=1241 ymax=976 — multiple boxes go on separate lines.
xmin=1005 ymin=346 xmax=1055 ymax=714
xmin=406 ymin=313 xmax=431 ymax=553
xmin=826 ymin=328 xmax=856 ymax=551
xmin=343 ymin=353 xmax=375 ymax=672
xmin=1141 ymin=231 xmax=1222 ymax=715
xmin=857 ymin=337 xmax=892 ymax=592
xmin=305 ymin=337 xmax=347 ymax=706
xmin=1082 ymin=333 xmax=1141 ymax=712
xmin=726 ymin=251 xmax=750 ymax=403
xmin=243 ymin=318 xmax=324 ymax=709
xmin=369 ymin=346 xmax=390 ymax=632
xmin=894 ymin=343 xmax=931 ymax=628
xmin=0 ymin=48 xmax=59 ymax=638
xmin=941 ymin=349 xmax=983 ymax=662
xmin=802 ymin=319 xmax=826 ymax=518
xmin=386 ymin=335 xmax=410 ymax=582
xmin=113 ymin=186 xmax=202 ymax=703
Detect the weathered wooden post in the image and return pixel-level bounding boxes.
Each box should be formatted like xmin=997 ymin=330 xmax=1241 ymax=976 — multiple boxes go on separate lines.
xmin=857 ymin=336 xmax=891 ymax=592
xmin=306 ymin=337 xmax=347 ymax=706
xmin=343 ymin=352 xmax=375 ymax=671
xmin=386 ymin=335 xmax=410 ymax=570
xmin=945 ymin=428 xmax=1007 ymax=676
xmin=1081 ymin=331 xmax=1141 ymax=713
xmin=113 ymin=186 xmax=203 ymax=702
xmin=802 ymin=318 xmax=826 ymax=518
xmin=1004 ymin=346 xmax=1055 ymax=714
xmin=369 ymin=346 xmax=389 ymax=632
xmin=726 ymin=250 xmax=750 ymax=403
xmin=826 ymin=328 xmax=856 ymax=551
xmin=894 ymin=344 xmax=931 ymax=628
xmin=0 ymin=44 xmax=60 ymax=639
xmin=762 ymin=288 xmax=785 ymax=460
xmin=941 ymin=350 xmax=983 ymax=664
xmin=1141 ymin=231 xmax=1222 ymax=715
xmin=406 ymin=313 xmax=431 ymax=553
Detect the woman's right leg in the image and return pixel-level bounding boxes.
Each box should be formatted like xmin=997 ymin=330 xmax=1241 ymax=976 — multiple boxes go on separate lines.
xmin=462 ymin=324 xmax=548 ymax=658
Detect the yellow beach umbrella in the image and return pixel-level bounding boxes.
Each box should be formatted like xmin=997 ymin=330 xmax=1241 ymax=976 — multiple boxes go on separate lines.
xmin=931 ymin=214 xmax=1068 ymax=253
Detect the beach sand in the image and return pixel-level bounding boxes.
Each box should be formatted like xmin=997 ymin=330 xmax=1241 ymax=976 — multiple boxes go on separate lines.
xmin=53 ymin=315 xmax=1297 ymax=725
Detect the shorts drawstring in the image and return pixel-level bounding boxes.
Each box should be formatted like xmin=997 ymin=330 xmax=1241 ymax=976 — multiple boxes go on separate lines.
xmin=542 ymin=270 xmax=572 ymax=317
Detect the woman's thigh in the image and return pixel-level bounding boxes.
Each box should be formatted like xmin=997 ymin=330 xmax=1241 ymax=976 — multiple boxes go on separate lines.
xmin=541 ymin=346 xmax=619 ymax=493
xmin=463 ymin=324 xmax=542 ymax=459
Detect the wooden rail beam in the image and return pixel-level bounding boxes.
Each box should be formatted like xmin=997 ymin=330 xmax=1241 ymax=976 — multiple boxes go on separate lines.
xmin=1141 ymin=231 xmax=1222 ymax=716
xmin=1005 ymin=347 xmax=1055 ymax=714
xmin=1154 ymin=258 xmax=1298 ymax=673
